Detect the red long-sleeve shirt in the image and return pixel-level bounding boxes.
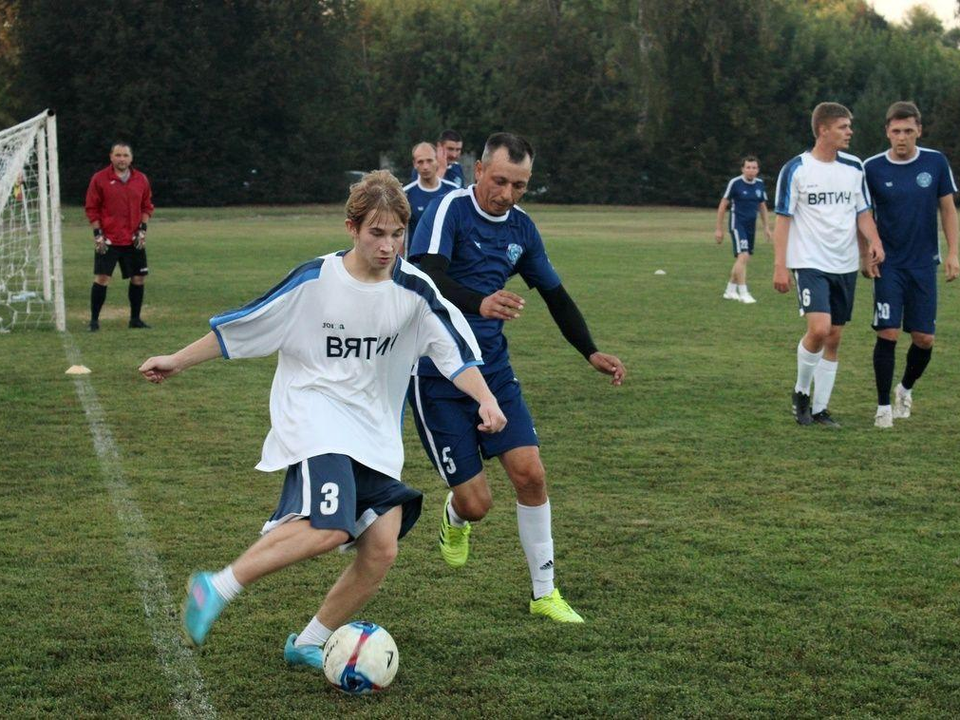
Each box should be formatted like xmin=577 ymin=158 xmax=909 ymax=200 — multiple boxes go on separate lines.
xmin=84 ymin=166 xmax=155 ymax=247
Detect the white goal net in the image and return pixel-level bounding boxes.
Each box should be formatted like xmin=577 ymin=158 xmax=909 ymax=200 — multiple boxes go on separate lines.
xmin=0 ymin=110 xmax=64 ymax=332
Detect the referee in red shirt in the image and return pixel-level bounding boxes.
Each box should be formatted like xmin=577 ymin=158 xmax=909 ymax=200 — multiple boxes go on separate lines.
xmin=84 ymin=141 xmax=155 ymax=331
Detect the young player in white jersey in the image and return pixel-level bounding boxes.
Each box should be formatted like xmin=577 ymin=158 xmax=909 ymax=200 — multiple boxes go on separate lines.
xmin=773 ymin=102 xmax=885 ymax=426
xmin=138 ymin=171 xmax=506 ymax=670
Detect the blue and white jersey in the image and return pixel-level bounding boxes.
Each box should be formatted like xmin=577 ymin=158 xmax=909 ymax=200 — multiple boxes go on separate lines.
xmin=409 ymin=163 xmax=465 ymax=188
xmin=776 ymin=151 xmax=871 ymax=273
xmin=408 ymin=185 xmax=562 ymax=377
xmin=210 ymin=252 xmax=481 ymax=479
xmin=864 ymin=147 xmax=957 ymax=269
xmin=722 ymin=175 xmax=767 ymax=226
xmin=403 ymin=177 xmax=459 ymax=242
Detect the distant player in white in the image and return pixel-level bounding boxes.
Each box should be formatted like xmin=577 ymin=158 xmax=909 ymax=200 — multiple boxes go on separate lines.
xmin=773 ymin=102 xmax=885 ymax=426
xmin=714 ymin=155 xmax=772 ymax=303
xmin=138 ymin=171 xmax=506 ymax=671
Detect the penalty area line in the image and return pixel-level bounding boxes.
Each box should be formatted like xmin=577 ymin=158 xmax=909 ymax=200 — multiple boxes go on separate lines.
xmin=62 ymin=332 xmax=216 ymax=719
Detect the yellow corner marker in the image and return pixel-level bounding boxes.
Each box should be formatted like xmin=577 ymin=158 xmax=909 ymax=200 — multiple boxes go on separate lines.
xmin=65 ymin=365 xmax=92 ymax=375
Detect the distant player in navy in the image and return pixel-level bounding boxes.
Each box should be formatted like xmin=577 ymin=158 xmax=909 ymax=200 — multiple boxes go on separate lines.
xmin=403 ymin=142 xmax=458 ymax=255
xmin=138 ymin=171 xmax=505 ymax=669
xmin=715 ymin=156 xmax=772 ymax=303
xmin=863 ymin=101 xmax=958 ymax=428
xmin=773 ymin=102 xmax=885 ymax=426
xmin=409 ymin=129 xmax=465 ymax=188
xmin=408 ymin=132 xmax=626 ymax=623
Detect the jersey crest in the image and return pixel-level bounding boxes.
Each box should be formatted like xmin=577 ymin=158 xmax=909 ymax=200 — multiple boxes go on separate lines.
xmin=507 ymin=243 xmax=524 ymax=266
xmin=916 ymin=172 xmax=932 ymax=188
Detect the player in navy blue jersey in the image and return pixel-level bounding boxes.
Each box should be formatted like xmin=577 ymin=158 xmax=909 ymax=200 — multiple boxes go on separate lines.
xmin=407 ymin=132 xmax=625 ymax=623
xmin=409 ymin=129 xmax=466 ymax=188
xmin=863 ymin=101 xmax=958 ymax=428
xmin=714 ymin=156 xmax=772 ymax=303
xmin=403 ymin=142 xmax=458 ymax=256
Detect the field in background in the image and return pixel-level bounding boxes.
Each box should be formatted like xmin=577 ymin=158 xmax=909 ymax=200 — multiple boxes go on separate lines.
xmin=2 ymin=205 xmax=959 ymax=717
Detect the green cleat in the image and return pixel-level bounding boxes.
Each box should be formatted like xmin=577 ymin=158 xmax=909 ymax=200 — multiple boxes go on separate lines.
xmin=439 ymin=493 xmax=471 ymax=568
xmin=530 ymin=588 xmax=584 ymax=623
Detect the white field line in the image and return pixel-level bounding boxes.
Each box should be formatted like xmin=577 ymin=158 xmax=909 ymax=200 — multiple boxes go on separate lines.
xmin=62 ymin=332 xmax=216 ymax=719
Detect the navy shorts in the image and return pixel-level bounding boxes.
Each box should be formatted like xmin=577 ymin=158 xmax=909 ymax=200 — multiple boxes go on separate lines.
xmin=872 ymin=264 xmax=937 ymax=334
xmin=730 ymin=221 xmax=755 ymax=257
xmin=793 ymin=268 xmax=858 ymax=324
xmin=409 ymin=365 xmax=539 ymax=487
xmin=93 ymin=244 xmax=148 ymax=278
xmin=261 ymin=454 xmax=422 ymax=541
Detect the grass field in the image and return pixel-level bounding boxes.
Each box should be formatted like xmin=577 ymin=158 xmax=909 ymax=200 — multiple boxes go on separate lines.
xmin=2 ymin=203 xmax=960 ymax=718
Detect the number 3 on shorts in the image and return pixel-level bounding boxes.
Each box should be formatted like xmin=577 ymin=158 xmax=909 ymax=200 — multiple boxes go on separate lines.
xmin=441 ymin=446 xmax=457 ymax=474
xmin=319 ymin=482 xmax=339 ymax=514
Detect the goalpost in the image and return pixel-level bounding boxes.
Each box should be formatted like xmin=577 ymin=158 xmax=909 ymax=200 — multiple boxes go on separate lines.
xmin=0 ymin=109 xmax=64 ymax=332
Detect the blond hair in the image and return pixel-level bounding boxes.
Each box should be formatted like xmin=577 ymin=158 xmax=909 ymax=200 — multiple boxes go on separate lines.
xmin=345 ymin=170 xmax=410 ymax=227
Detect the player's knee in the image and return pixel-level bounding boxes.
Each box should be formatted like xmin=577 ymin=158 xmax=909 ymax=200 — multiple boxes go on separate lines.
xmin=912 ymin=333 xmax=934 ymax=349
xmin=305 ymin=528 xmax=349 ymax=556
xmin=95 ymin=275 xmax=111 ymax=286
xmin=361 ymin=538 xmax=399 ymax=573
xmin=509 ymin=462 xmax=546 ymax=496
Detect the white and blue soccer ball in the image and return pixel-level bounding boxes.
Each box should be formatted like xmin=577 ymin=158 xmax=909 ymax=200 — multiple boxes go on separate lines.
xmin=323 ymin=621 xmax=399 ymax=694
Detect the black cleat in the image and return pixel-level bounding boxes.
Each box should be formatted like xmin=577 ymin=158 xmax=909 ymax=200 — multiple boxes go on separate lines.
xmin=128 ymin=318 xmax=151 ymax=329
xmin=88 ymin=320 xmax=99 ymax=332
xmin=792 ymin=390 xmax=813 ymax=425
xmin=812 ymin=409 xmax=840 ymax=428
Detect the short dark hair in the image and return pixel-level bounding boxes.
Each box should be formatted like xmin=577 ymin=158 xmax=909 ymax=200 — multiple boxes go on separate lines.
xmin=811 ymin=102 xmax=852 ymax=139
xmin=741 ymin=155 xmax=759 ymax=167
xmin=481 ymin=132 xmax=534 ymax=165
xmin=885 ymin=101 xmax=921 ymax=126
xmin=111 ymin=140 xmax=132 ymax=153
xmin=438 ymin=129 xmax=462 ymax=144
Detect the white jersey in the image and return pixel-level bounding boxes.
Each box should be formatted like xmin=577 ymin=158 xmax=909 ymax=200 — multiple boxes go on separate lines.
xmin=775 ymin=150 xmax=871 ymax=273
xmin=211 ymin=252 xmax=482 ymax=479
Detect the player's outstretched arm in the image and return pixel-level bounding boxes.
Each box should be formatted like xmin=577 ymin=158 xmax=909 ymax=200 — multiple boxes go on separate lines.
xmin=451 ymin=367 xmax=507 ymax=433
xmin=139 ymin=331 xmax=222 ymax=383
xmin=772 ymin=214 xmax=792 ymax=293
xmin=939 ymin=194 xmax=959 ymax=282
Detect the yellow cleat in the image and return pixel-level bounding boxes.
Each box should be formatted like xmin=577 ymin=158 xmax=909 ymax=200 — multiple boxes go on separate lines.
xmin=529 ymin=588 xmax=584 ymax=623
xmin=439 ymin=493 xmax=471 ymax=568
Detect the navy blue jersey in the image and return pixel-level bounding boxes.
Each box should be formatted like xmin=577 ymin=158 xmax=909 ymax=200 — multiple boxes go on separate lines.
xmin=408 ymin=163 xmax=465 ymax=188
xmin=863 ymin=147 xmax=957 ymax=269
xmin=409 ymin=186 xmax=562 ymax=376
xmin=722 ymin=176 xmax=767 ymax=224
xmin=403 ymin=178 xmax=458 ymax=243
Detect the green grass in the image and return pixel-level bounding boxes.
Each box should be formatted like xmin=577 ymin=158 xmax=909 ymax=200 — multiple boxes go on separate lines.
xmin=2 ymin=204 xmax=959 ymax=717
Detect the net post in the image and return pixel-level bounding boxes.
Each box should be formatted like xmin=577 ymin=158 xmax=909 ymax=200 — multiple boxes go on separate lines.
xmin=46 ymin=111 xmax=65 ymax=332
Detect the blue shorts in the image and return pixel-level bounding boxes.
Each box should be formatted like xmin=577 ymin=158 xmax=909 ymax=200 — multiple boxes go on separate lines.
xmin=872 ymin=264 xmax=937 ymax=334
xmin=261 ymin=454 xmax=422 ymax=541
xmin=409 ymin=366 xmax=539 ymax=487
xmin=730 ymin=221 xmax=755 ymax=257
xmin=793 ymin=268 xmax=858 ymax=324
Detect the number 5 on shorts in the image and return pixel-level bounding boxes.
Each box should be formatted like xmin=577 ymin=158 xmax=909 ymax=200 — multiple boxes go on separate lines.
xmin=441 ymin=446 xmax=457 ymax=475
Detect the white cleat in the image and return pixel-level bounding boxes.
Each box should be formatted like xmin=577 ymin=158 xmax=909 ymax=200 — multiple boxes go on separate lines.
xmin=892 ymin=384 xmax=912 ymax=419
xmin=874 ymin=405 xmax=893 ymax=428
xmin=722 ymin=290 xmax=739 ymax=300
xmin=738 ymin=292 xmax=757 ymax=304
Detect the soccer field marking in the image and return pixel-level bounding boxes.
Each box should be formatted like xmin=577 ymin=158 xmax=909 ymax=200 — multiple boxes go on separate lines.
xmin=62 ymin=332 xmax=216 ymax=719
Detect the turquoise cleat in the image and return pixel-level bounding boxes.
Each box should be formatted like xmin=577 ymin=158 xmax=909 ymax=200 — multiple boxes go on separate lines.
xmin=182 ymin=572 xmax=226 ymax=646
xmin=284 ymin=633 xmax=324 ymax=670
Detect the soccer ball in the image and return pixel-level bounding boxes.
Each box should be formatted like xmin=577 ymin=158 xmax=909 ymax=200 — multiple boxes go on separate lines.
xmin=323 ymin=621 xmax=399 ymax=694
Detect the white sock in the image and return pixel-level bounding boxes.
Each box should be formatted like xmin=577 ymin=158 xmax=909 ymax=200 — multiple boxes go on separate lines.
xmin=446 ymin=492 xmax=467 ymax=528
xmin=877 ymin=404 xmax=892 ymax=413
xmin=795 ymin=341 xmax=823 ymax=394
xmin=812 ymin=358 xmax=838 ymax=414
xmin=726 ymin=282 xmax=737 ymax=293
xmin=295 ymin=617 xmax=333 ymax=648
xmin=737 ymin=284 xmax=748 ymax=294
xmin=517 ymin=501 xmax=554 ymax=600
xmin=898 ymin=383 xmax=912 ymax=397
xmin=211 ymin=565 xmax=243 ymax=602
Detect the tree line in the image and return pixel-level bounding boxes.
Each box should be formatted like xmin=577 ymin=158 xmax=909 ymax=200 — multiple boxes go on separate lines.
xmin=1 ymin=0 xmax=958 ymax=207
